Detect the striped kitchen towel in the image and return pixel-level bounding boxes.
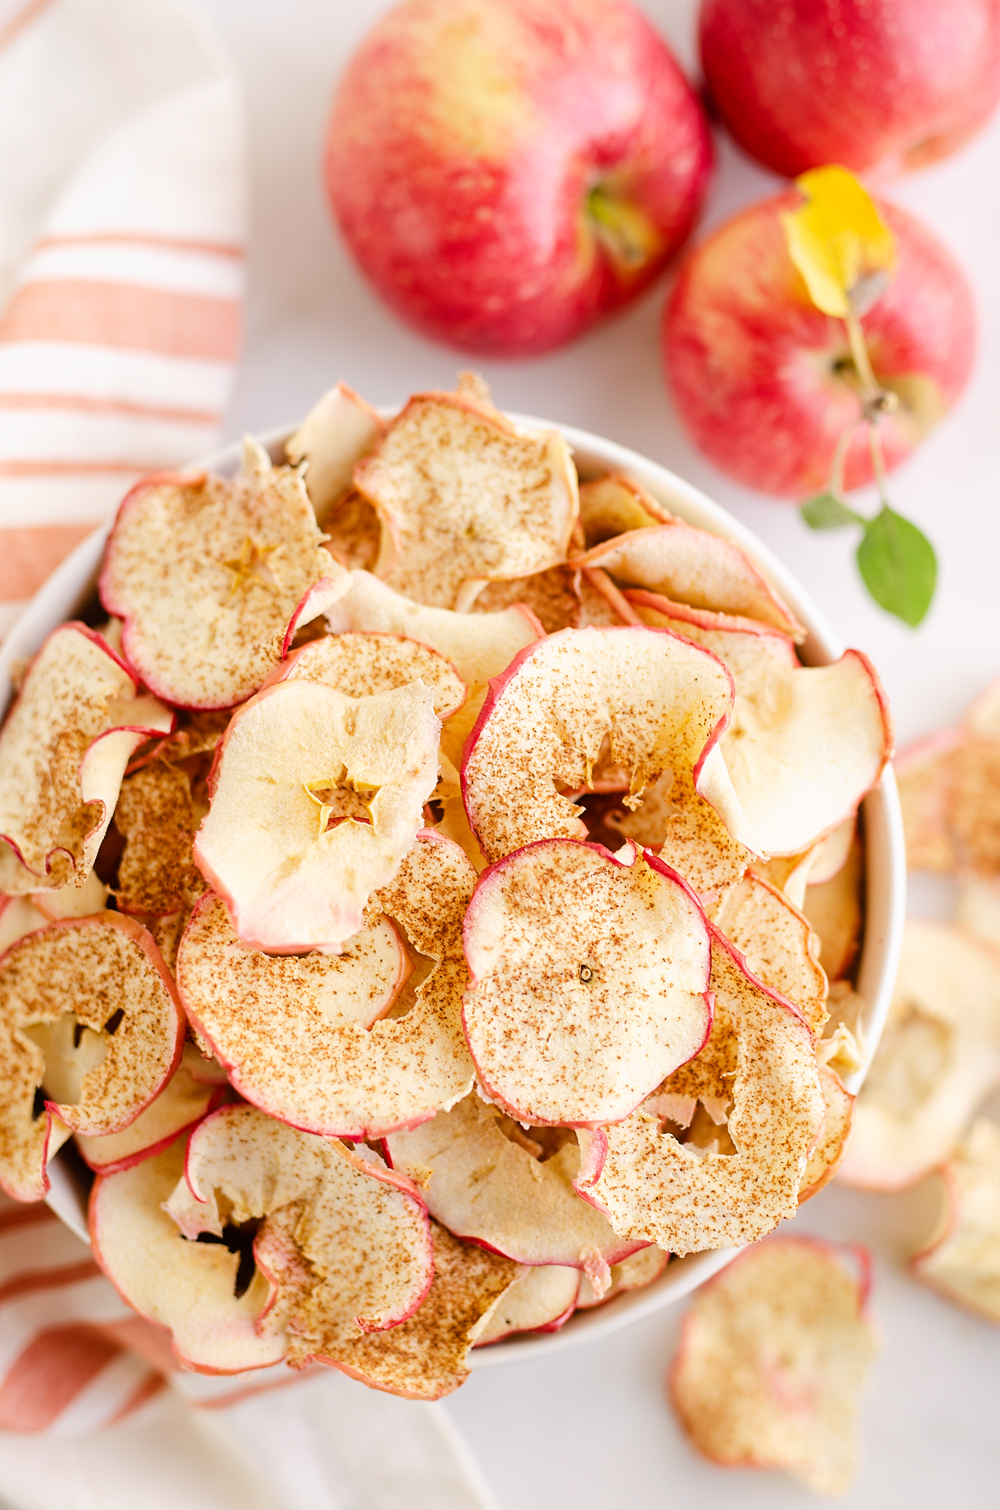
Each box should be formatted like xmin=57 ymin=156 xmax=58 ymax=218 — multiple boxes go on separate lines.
xmin=0 ymin=0 xmax=247 ymax=639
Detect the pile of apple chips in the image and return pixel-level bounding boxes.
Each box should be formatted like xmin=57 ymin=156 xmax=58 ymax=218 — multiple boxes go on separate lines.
xmin=0 ymin=376 xmax=891 ymax=1399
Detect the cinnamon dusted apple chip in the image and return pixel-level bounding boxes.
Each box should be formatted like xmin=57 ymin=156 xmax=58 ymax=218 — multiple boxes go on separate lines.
xmin=670 ymin=1239 xmax=878 ymax=1495
xmin=179 ymin=832 xmax=476 ymax=1138
xmin=838 ymin=920 xmax=1000 ymax=1191
xmin=194 ymin=678 xmax=440 ymax=953
xmin=575 ymin=928 xmax=825 ymax=1254
xmin=326 ymin=1221 xmax=520 ymax=1399
xmin=476 ymin=1261 xmax=579 ymax=1343
xmin=75 ymin=1041 xmax=228 ymax=1174
xmin=113 ymin=762 xmax=206 ymax=917
xmin=272 ymin=631 xmax=465 ymax=718
xmin=0 ymin=624 xmax=172 ymax=894
xmin=627 ymin=593 xmax=891 ymax=857
xmin=285 ymin=381 xmax=383 ymax=524
xmin=911 ymin=1118 xmax=1000 ymax=1322
xmin=92 ymin=1103 xmax=434 ymax=1375
xmin=471 ymin=565 xmax=582 ymax=635
xmin=320 ymin=492 xmax=383 ymax=572
xmin=572 ymin=524 xmax=805 ymax=640
xmin=99 ymin=438 xmax=332 ymax=709
xmin=462 ymin=839 xmax=712 ymax=1126
xmin=386 ymin=1092 xmax=637 ymax=1276
xmin=354 ymin=390 xmax=579 ymax=611
xmin=575 ymin=567 xmax=641 ymax=628
xmin=799 ymin=1064 xmax=855 ymax=1202
xmin=575 ymin=1244 xmax=669 ymax=1308
xmin=461 ymin=626 xmax=747 ymax=869
xmin=707 ymin=871 xmax=828 ymax=1032
xmin=577 ymin=473 xmax=671 ymax=545
xmin=0 ymin=914 xmax=183 ymax=1201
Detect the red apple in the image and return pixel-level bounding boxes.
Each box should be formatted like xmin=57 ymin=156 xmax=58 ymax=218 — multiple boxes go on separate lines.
xmin=325 ymin=0 xmax=712 ymax=356
xmin=699 ymin=0 xmax=1000 ymax=179
xmin=662 ymin=193 xmax=975 ymax=499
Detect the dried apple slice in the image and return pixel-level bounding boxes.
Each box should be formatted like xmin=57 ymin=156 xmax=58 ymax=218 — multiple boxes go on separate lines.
xmin=577 ymin=473 xmax=671 ymax=545
xmin=0 ymin=913 xmax=183 ymax=1201
xmin=385 ymin=1092 xmax=639 ymax=1275
xmin=100 ymin=439 xmax=332 ymax=709
xmin=30 ymin=869 xmax=110 ymax=922
xmin=707 ymin=871 xmax=827 ymax=1032
xmin=575 ymin=1244 xmax=669 ymax=1309
xmin=911 ymin=1118 xmax=1000 ymax=1322
xmin=895 ymin=730 xmax=962 ymax=872
xmin=113 ymin=762 xmax=206 ymax=917
xmin=354 ymin=390 xmax=579 ymax=610
xmin=0 ymin=624 xmax=172 ymax=894
xmin=270 ymin=631 xmax=465 ymax=719
xmin=838 ymin=919 xmax=1000 ymax=1191
xmin=628 ymin=592 xmax=892 ymax=857
xmin=956 ymin=873 xmax=1000 ymax=951
xmin=471 ymin=564 xmax=582 ymax=635
xmin=75 ymin=1041 xmax=227 ymax=1173
xmin=575 ymin=928 xmax=826 ymax=1254
xmin=576 ymin=567 xmax=641 ymax=627
xmin=0 ymin=897 xmax=48 ymax=953
xmin=194 ymin=678 xmax=440 ymax=953
xmin=462 ymin=839 xmax=712 ymax=1126
xmin=461 ymin=625 xmax=746 ymax=868
xmin=670 ymin=1239 xmax=878 ymax=1495
xmin=285 ymin=381 xmax=383 ymax=523
xmin=179 ymin=832 xmax=476 ymax=1138
xmin=572 ymin=525 xmax=804 ymax=640
xmin=799 ymin=1065 xmax=855 ymax=1202
xmin=476 ymin=1263 xmax=580 ymax=1344
xmin=801 ymin=832 xmax=865 ymax=981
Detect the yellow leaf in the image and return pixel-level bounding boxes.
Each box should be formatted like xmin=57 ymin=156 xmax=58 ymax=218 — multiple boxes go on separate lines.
xmin=780 ymin=165 xmax=896 ymax=319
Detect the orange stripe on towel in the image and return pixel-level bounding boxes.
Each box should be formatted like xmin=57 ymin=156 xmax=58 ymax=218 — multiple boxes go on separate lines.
xmin=0 ymin=1204 xmax=58 ymax=1237
xmin=0 ymin=522 xmax=98 ymax=598
xmin=0 ymin=1260 xmax=103 ymax=1307
xmin=36 ymin=233 xmax=245 ymax=260
xmin=0 ymin=0 xmax=56 ymax=54
xmin=0 ymin=1325 xmax=123 ymax=1431
xmin=0 ymin=392 xmax=219 ymax=425
xmin=0 ymin=281 xmax=241 ymax=361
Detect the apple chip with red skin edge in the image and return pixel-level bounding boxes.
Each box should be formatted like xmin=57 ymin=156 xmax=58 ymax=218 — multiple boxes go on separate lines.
xmin=471 ymin=565 xmax=582 ymax=636
xmin=670 ymin=1238 xmax=878 ymax=1496
xmin=571 ymin=524 xmax=805 ymax=640
xmin=575 ymin=928 xmax=826 ymax=1255
xmin=99 ymin=439 xmax=332 ymax=711
xmin=113 ymin=762 xmax=206 ymax=918
xmin=576 ymin=1244 xmax=670 ymax=1309
xmin=911 ymin=1118 xmax=1000 ymax=1323
xmin=193 ymin=677 xmax=440 ymax=955
xmin=838 ymin=919 xmax=1000 ymax=1192
xmin=319 ymin=1220 xmax=520 ymax=1400
xmin=0 ymin=913 xmax=183 ymax=1201
xmin=74 ymin=1041 xmax=230 ymax=1175
xmin=461 ymin=625 xmax=750 ymax=872
xmin=461 ymin=838 xmax=712 ymax=1127
xmin=0 ymin=624 xmax=172 ymax=895
xmin=627 ymin=591 xmax=892 ymax=858
xmin=385 ymin=1092 xmax=639 ymax=1278
xmin=178 ymin=832 xmax=477 ymax=1139
xmin=353 ymin=390 xmax=579 ymax=611
xmin=267 ymin=631 xmax=465 ymax=719
xmin=575 ymin=567 xmax=641 ymax=628
xmin=577 ymin=473 xmax=671 ymax=547
xmin=285 ymin=381 xmax=383 ymax=525
xmin=476 ymin=1262 xmax=580 ymax=1345
xmin=707 ymin=871 xmax=828 ymax=1033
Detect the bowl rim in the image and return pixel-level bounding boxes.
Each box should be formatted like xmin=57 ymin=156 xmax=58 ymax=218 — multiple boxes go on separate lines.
xmin=0 ymin=412 xmax=906 ymax=1368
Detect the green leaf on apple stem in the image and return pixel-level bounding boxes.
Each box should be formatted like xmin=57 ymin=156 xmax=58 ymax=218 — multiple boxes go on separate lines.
xmin=800 ymin=493 xmax=863 ymax=529
xmin=856 ymin=505 xmax=937 ymax=627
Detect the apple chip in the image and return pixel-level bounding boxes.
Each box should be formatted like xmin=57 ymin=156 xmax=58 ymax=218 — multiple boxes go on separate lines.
xmin=577 ymin=473 xmax=671 ymax=545
xmin=572 ymin=524 xmax=805 ymax=640
xmin=354 ymin=390 xmax=579 ymax=610
xmin=285 ymin=381 xmax=383 ymax=524
xmin=670 ymin=1239 xmax=878 ymax=1495
xmin=801 ymin=832 xmax=865 ymax=980
xmin=271 ymin=631 xmax=465 ymax=719
xmin=194 ymin=678 xmax=440 ymax=953
xmin=462 ymin=625 xmax=746 ymax=868
xmin=575 ymin=567 xmax=641 ymax=628
xmin=0 ymin=624 xmax=172 ymax=894
xmin=0 ymin=914 xmax=183 ymax=1201
xmin=576 ymin=1244 xmax=669 ymax=1308
xmin=707 ymin=871 xmax=828 ymax=1032
xmin=100 ymin=439 xmax=333 ymax=709
xmin=30 ymin=869 xmax=110 ymax=922
xmin=476 ymin=1262 xmax=580 ymax=1344
xmin=575 ymin=929 xmax=825 ymax=1254
xmin=471 ymin=565 xmax=582 ymax=635
xmin=75 ymin=1041 xmax=227 ymax=1173
xmin=179 ymin=832 xmax=477 ymax=1138
xmin=325 ymin=1221 xmax=520 ymax=1399
xmin=462 ymin=839 xmax=712 ymax=1126
xmin=799 ymin=1065 xmax=855 ymax=1202
xmin=911 ymin=1118 xmax=1000 ymax=1322
xmin=113 ymin=762 xmax=206 ymax=917
xmin=838 ymin=919 xmax=1000 ymax=1191
xmin=386 ymin=1092 xmax=638 ymax=1275
xmin=0 ymin=897 xmax=48 ymax=953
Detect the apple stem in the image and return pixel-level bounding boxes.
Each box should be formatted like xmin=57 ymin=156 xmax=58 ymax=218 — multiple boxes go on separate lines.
xmin=867 ymin=425 xmax=891 ymax=508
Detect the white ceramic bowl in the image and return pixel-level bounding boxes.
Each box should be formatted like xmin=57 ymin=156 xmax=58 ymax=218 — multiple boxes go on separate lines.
xmin=0 ymin=415 xmax=906 ymax=1366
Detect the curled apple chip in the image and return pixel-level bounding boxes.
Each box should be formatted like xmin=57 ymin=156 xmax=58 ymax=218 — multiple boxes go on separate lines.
xmin=572 ymin=524 xmax=804 ymax=640
xmin=576 ymin=1244 xmax=669 ymax=1309
xmin=194 ymin=678 xmax=440 ymax=953
xmin=461 ymin=626 xmax=744 ymax=868
xmin=799 ymin=1065 xmax=855 ymax=1202
xmin=354 ymin=390 xmax=579 ymax=610
xmin=576 ymin=930 xmax=825 ymax=1255
xmin=285 ymin=381 xmax=383 ymax=523
xmin=0 ymin=914 xmax=183 ymax=1201
xmin=386 ymin=1092 xmax=637 ymax=1274
xmin=838 ymin=919 xmax=1000 ymax=1191
xmin=272 ymin=631 xmax=465 ymax=719
xmin=75 ymin=1041 xmax=227 ymax=1174
xmin=179 ymin=832 xmax=476 ymax=1138
xmin=471 ymin=564 xmax=582 ymax=635
xmin=707 ymin=871 xmax=827 ymax=1032
xmin=576 ymin=567 xmax=641 ymax=628
xmin=113 ymin=762 xmax=206 ymax=917
xmin=476 ymin=1262 xmax=580 ymax=1344
xmin=0 ymin=624 xmax=172 ymax=894
xmin=802 ymin=832 xmax=865 ymax=981
xmin=577 ymin=474 xmax=671 ymax=545
xmin=670 ymin=1239 xmax=878 ymax=1495
xmin=100 ymin=439 xmax=332 ymax=709
xmin=462 ymin=839 xmax=712 ymax=1126
xmin=628 ymin=592 xmax=891 ymax=857
xmin=911 ymin=1118 xmax=1000 ymax=1322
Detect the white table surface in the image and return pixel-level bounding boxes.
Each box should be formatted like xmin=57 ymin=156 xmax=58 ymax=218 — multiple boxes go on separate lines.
xmin=197 ymin=1 xmax=1000 ymax=1503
